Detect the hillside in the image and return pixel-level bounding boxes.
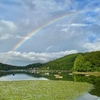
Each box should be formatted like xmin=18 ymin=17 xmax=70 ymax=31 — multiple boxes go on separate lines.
xmin=0 ymin=62 xmax=21 ymax=70
xmin=40 ymin=53 xmax=78 ymax=70
xmin=1 ymin=51 xmax=100 ymax=71
xmin=0 ymin=54 xmax=78 ymax=71
xmin=40 ymin=50 xmax=100 ymax=71
xmin=74 ymin=51 xmax=100 ymax=72
xmin=0 ymin=62 xmax=42 ymax=70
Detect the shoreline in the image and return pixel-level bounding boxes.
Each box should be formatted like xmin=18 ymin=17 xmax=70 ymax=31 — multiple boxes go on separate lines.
xmin=73 ymin=71 xmax=100 ymax=76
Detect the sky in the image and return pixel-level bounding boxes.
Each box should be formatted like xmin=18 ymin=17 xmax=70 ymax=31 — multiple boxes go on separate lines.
xmin=0 ymin=0 xmax=100 ymax=66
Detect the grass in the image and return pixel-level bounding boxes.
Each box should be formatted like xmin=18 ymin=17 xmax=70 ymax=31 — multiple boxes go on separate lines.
xmin=0 ymin=80 xmax=92 ymax=100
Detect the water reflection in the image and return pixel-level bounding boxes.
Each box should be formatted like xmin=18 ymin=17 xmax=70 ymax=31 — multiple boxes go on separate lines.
xmin=77 ymin=93 xmax=99 ymax=100
xmin=74 ymin=75 xmax=100 ymax=97
xmin=40 ymin=72 xmax=74 ymax=81
xmin=0 ymin=72 xmax=48 ymax=81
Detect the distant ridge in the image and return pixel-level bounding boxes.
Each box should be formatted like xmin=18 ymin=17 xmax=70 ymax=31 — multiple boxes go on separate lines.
xmin=1 ymin=50 xmax=100 ymax=71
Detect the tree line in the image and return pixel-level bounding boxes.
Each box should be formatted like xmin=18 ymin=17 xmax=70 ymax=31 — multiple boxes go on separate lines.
xmin=0 ymin=62 xmax=42 ymax=70
xmin=0 ymin=51 xmax=100 ymax=71
xmin=74 ymin=51 xmax=100 ymax=72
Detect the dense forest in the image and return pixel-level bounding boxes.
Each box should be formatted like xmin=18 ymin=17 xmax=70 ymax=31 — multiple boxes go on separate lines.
xmin=23 ymin=63 xmax=43 ymax=69
xmin=0 ymin=63 xmax=42 ymax=70
xmin=40 ymin=54 xmax=78 ymax=70
xmin=0 ymin=63 xmax=22 ymax=70
xmin=0 ymin=51 xmax=100 ymax=72
xmin=74 ymin=51 xmax=100 ymax=72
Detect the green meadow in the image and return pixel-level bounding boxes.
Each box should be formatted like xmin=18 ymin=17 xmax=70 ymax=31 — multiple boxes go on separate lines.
xmin=0 ymin=80 xmax=92 ymax=100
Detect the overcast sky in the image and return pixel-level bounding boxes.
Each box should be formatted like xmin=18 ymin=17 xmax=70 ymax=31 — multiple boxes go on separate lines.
xmin=0 ymin=0 xmax=100 ymax=66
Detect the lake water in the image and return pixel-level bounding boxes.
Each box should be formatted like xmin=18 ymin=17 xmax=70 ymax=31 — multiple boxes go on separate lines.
xmin=0 ymin=71 xmax=100 ymax=100
xmin=0 ymin=73 xmax=48 ymax=81
xmin=77 ymin=93 xmax=99 ymax=100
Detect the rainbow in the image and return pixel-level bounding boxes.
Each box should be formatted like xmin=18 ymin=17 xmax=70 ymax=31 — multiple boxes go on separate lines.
xmin=3 ymin=11 xmax=81 ymax=63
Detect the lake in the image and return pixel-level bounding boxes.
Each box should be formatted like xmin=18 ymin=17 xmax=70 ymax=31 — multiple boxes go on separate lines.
xmin=0 ymin=71 xmax=100 ymax=100
xmin=0 ymin=73 xmax=48 ymax=81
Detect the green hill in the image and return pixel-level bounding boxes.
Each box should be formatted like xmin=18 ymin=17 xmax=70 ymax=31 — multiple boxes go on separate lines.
xmin=0 ymin=62 xmax=42 ymax=70
xmin=1 ymin=50 xmax=100 ymax=71
xmin=40 ymin=53 xmax=78 ymax=70
xmin=0 ymin=62 xmax=21 ymax=70
xmin=40 ymin=50 xmax=100 ymax=71
xmin=74 ymin=51 xmax=100 ymax=72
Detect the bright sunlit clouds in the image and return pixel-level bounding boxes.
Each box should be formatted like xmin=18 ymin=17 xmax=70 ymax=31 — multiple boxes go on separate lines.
xmin=0 ymin=0 xmax=100 ymax=65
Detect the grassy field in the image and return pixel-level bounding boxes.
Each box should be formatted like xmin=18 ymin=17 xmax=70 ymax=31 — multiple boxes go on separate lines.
xmin=0 ymin=80 xmax=92 ymax=100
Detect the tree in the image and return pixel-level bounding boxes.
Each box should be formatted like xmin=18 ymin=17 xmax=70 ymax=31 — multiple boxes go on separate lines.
xmin=83 ymin=61 xmax=92 ymax=71
xmin=74 ymin=54 xmax=84 ymax=71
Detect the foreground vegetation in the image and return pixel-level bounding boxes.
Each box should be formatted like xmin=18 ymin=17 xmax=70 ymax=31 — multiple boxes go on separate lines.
xmin=0 ymin=80 xmax=92 ymax=100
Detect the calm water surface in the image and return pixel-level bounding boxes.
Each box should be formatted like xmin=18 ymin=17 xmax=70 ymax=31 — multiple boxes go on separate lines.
xmin=0 ymin=71 xmax=100 ymax=100
xmin=77 ymin=93 xmax=99 ymax=100
xmin=0 ymin=73 xmax=48 ymax=81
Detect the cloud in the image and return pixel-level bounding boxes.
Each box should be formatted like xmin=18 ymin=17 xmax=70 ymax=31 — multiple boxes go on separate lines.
xmin=0 ymin=34 xmax=13 ymax=40
xmin=46 ymin=46 xmax=53 ymax=52
xmin=83 ymin=39 xmax=100 ymax=51
xmin=0 ymin=20 xmax=16 ymax=29
xmin=0 ymin=50 xmax=77 ymax=66
xmin=21 ymin=0 xmax=36 ymax=11
xmin=71 ymin=23 xmax=90 ymax=27
xmin=0 ymin=20 xmax=17 ymax=35
xmin=61 ymin=28 xmax=68 ymax=32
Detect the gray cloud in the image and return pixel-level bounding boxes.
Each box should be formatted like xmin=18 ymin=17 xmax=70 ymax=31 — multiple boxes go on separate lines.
xmin=0 ymin=34 xmax=13 ymax=40
xmin=0 ymin=20 xmax=16 ymax=34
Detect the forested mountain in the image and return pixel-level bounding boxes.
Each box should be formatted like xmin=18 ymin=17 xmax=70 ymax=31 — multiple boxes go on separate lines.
xmin=74 ymin=51 xmax=100 ymax=72
xmin=0 ymin=51 xmax=100 ymax=72
xmin=41 ymin=54 xmax=78 ymax=70
xmin=23 ymin=63 xmax=43 ymax=69
xmin=0 ymin=63 xmax=42 ymax=70
xmin=40 ymin=51 xmax=100 ymax=71
xmin=0 ymin=63 xmax=21 ymax=70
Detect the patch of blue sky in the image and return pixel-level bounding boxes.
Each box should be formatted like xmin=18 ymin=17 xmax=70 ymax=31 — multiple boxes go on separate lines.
xmin=82 ymin=11 xmax=98 ymax=25
xmin=54 ymin=0 xmax=67 ymax=9
xmin=54 ymin=0 xmax=65 ymax=3
xmin=88 ymin=35 xmax=96 ymax=43
xmin=71 ymin=0 xmax=100 ymax=11
xmin=0 ymin=1 xmax=23 ymax=21
xmin=0 ymin=8 xmax=23 ymax=21
xmin=0 ymin=0 xmax=21 ymax=6
xmin=92 ymin=2 xmax=100 ymax=7
xmin=85 ymin=11 xmax=98 ymax=17
xmin=71 ymin=0 xmax=90 ymax=9
xmin=88 ymin=0 xmax=100 ymax=8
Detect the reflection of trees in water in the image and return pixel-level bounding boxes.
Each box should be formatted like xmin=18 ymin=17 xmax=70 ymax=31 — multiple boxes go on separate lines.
xmin=40 ymin=72 xmax=74 ymax=81
xmin=74 ymin=74 xmax=100 ymax=96
xmin=25 ymin=72 xmax=42 ymax=78
xmin=0 ymin=71 xmax=42 ymax=78
xmin=0 ymin=71 xmax=15 ymax=77
xmin=0 ymin=71 xmax=74 ymax=81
